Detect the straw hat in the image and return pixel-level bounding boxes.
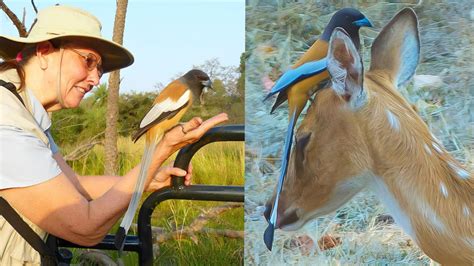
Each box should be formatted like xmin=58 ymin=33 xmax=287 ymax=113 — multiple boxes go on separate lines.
xmin=0 ymin=5 xmax=134 ymax=73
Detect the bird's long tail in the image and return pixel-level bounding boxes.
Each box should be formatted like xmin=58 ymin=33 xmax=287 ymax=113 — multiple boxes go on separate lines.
xmin=263 ymin=111 xmax=297 ymax=251
xmin=115 ymin=135 xmax=161 ymax=251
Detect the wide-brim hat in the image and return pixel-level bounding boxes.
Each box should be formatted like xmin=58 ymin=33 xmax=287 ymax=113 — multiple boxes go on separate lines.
xmin=0 ymin=5 xmax=134 ymax=73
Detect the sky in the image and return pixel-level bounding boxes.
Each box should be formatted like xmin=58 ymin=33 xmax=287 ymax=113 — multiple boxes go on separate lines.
xmin=0 ymin=0 xmax=244 ymax=92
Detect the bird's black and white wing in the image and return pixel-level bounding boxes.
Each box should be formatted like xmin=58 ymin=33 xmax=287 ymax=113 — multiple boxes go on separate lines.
xmin=132 ymin=89 xmax=191 ymax=142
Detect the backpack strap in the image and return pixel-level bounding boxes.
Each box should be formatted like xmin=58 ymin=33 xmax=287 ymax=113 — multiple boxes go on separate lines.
xmin=0 ymin=79 xmax=25 ymax=107
xmin=0 ymin=197 xmax=58 ymax=265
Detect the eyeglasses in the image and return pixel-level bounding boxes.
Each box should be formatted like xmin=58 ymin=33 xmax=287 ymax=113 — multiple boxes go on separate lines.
xmin=68 ymin=48 xmax=103 ymax=77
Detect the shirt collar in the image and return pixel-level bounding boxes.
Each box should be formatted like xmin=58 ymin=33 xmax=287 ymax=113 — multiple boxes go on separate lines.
xmin=26 ymin=88 xmax=52 ymax=131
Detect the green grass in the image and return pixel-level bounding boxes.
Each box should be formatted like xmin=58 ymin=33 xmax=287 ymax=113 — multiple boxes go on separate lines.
xmin=62 ymin=138 xmax=244 ymax=265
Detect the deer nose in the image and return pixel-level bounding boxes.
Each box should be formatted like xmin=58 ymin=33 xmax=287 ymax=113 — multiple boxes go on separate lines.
xmin=276 ymin=208 xmax=299 ymax=229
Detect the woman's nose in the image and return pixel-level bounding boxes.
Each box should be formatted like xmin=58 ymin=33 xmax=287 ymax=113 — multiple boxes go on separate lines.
xmin=88 ymin=68 xmax=101 ymax=86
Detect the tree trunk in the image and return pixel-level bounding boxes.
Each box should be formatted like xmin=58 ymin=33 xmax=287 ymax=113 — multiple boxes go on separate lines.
xmin=104 ymin=0 xmax=128 ymax=175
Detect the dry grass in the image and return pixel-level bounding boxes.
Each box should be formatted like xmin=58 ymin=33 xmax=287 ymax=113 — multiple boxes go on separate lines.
xmin=245 ymin=0 xmax=473 ymax=264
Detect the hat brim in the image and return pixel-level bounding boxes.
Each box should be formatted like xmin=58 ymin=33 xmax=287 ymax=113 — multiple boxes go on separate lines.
xmin=0 ymin=34 xmax=134 ymax=73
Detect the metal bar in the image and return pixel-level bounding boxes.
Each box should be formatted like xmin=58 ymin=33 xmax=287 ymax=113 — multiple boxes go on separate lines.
xmin=137 ymin=185 xmax=244 ymax=265
xmin=171 ymin=124 xmax=244 ymax=188
xmin=138 ymin=124 xmax=244 ymax=265
xmin=57 ymin=235 xmax=141 ymax=252
xmin=56 ymin=124 xmax=245 ymax=266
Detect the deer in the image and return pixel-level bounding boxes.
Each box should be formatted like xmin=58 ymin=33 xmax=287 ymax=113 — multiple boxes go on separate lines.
xmin=263 ymin=8 xmax=473 ymax=265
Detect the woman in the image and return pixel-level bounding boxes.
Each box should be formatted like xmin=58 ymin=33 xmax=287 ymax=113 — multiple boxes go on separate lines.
xmin=0 ymin=5 xmax=228 ymax=265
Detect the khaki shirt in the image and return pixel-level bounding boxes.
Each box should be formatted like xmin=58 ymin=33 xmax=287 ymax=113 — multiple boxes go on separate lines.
xmin=0 ymin=69 xmax=59 ymax=265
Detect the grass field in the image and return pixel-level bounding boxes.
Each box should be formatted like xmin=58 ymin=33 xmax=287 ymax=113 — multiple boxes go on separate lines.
xmin=62 ymin=137 xmax=244 ymax=265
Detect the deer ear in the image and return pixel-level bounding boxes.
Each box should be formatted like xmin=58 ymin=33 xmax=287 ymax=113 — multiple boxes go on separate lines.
xmin=370 ymin=8 xmax=420 ymax=87
xmin=327 ymin=27 xmax=366 ymax=109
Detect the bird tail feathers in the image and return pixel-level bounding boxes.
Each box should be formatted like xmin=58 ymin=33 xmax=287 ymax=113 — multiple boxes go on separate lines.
xmin=116 ymin=135 xmax=161 ymax=250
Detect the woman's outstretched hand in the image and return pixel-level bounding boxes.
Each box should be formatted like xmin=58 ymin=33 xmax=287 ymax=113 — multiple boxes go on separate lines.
xmin=159 ymin=113 xmax=229 ymax=155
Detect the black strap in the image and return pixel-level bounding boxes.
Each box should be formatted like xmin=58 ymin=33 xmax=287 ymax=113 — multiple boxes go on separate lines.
xmin=0 ymin=197 xmax=58 ymax=264
xmin=0 ymin=79 xmax=26 ymax=107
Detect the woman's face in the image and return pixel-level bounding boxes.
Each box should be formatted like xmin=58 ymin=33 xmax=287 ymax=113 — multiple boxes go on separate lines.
xmin=57 ymin=46 xmax=102 ymax=108
xmin=36 ymin=42 xmax=102 ymax=110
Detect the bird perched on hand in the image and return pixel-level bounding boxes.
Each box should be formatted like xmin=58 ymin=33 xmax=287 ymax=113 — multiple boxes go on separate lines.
xmin=263 ymin=8 xmax=372 ymax=251
xmin=115 ymin=69 xmax=213 ymax=251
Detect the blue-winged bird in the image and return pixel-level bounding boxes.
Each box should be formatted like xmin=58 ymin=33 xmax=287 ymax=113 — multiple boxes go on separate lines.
xmin=263 ymin=8 xmax=372 ymax=251
xmin=115 ymin=69 xmax=212 ymax=250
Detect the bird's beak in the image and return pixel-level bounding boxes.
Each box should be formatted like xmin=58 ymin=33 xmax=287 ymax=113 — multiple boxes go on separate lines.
xmin=202 ymin=80 xmax=213 ymax=90
xmin=353 ymin=17 xmax=373 ymax=28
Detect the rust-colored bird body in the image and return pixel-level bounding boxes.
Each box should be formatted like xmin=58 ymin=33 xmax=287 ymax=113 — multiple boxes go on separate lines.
xmin=133 ymin=79 xmax=193 ymax=144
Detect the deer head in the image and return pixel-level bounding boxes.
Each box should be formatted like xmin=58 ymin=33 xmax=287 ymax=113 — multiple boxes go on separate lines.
xmin=264 ymin=8 xmax=421 ymax=230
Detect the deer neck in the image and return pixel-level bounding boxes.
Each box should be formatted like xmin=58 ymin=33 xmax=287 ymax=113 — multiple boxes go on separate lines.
xmin=358 ymin=74 xmax=473 ymax=263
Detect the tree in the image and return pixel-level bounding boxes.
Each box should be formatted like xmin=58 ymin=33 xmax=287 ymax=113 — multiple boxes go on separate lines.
xmin=193 ymin=58 xmax=240 ymax=96
xmin=0 ymin=1 xmax=30 ymax=37
xmin=104 ymin=0 xmax=129 ymax=175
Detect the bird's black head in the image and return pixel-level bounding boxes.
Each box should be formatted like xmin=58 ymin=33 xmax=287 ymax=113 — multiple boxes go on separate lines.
xmin=320 ymin=8 xmax=372 ymax=49
xmin=181 ymin=69 xmax=212 ymax=104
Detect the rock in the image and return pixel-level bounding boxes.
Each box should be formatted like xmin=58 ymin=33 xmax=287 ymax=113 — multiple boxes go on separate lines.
xmin=286 ymin=234 xmax=316 ymax=256
xmin=317 ymin=234 xmax=342 ymax=251
xmin=285 ymin=234 xmax=342 ymax=255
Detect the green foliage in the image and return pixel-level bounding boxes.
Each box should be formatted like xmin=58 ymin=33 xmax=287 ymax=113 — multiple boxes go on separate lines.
xmin=118 ymin=91 xmax=157 ymax=137
xmin=50 ymin=107 xmax=86 ymax=144
xmin=90 ymin=83 xmax=108 ymax=107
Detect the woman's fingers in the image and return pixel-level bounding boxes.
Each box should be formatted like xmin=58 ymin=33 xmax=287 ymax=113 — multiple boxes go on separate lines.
xmin=185 ymin=163 xmax=193 ymax=186
xmin=181 ymin=117 xmax=203 ymax=133
xmin=147 ymin=166 xmax=187 ymax=191
xmin=187 ymin=163 xmax=193 ymax=175
xmin=165 ymin=113 xmax=228 ymax=145
xmin=186 ymin=113 xmax=229 ymax=139
xmin=159 ymin=113 xmax=229 ymax=159
xmin=166 ymin=167 xmax=187 ymax=177
xmin=155 ymin=167 xmax=186 ymax=182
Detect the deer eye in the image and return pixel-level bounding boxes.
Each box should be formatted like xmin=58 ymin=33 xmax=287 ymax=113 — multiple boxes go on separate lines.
xmin=295 ymin=132 xmax=312 ymax=163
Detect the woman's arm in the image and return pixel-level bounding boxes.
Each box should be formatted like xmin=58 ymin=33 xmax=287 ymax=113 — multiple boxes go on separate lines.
xmin=0 ymin=138 xmax=171 ymax=246
xmin=54 ymin=154 xmax=123 ymax=200
xmin=0 ymin=114 xmax=227 ymax=246
xmin=55 ymin=155 xmax=192 ymax=199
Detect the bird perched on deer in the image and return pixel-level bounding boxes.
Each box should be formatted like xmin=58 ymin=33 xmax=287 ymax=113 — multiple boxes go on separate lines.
xmin=263 ymin=8 xmax=373 ymax=251
xmin=115 ymin=69 xmax=213 ymax=250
